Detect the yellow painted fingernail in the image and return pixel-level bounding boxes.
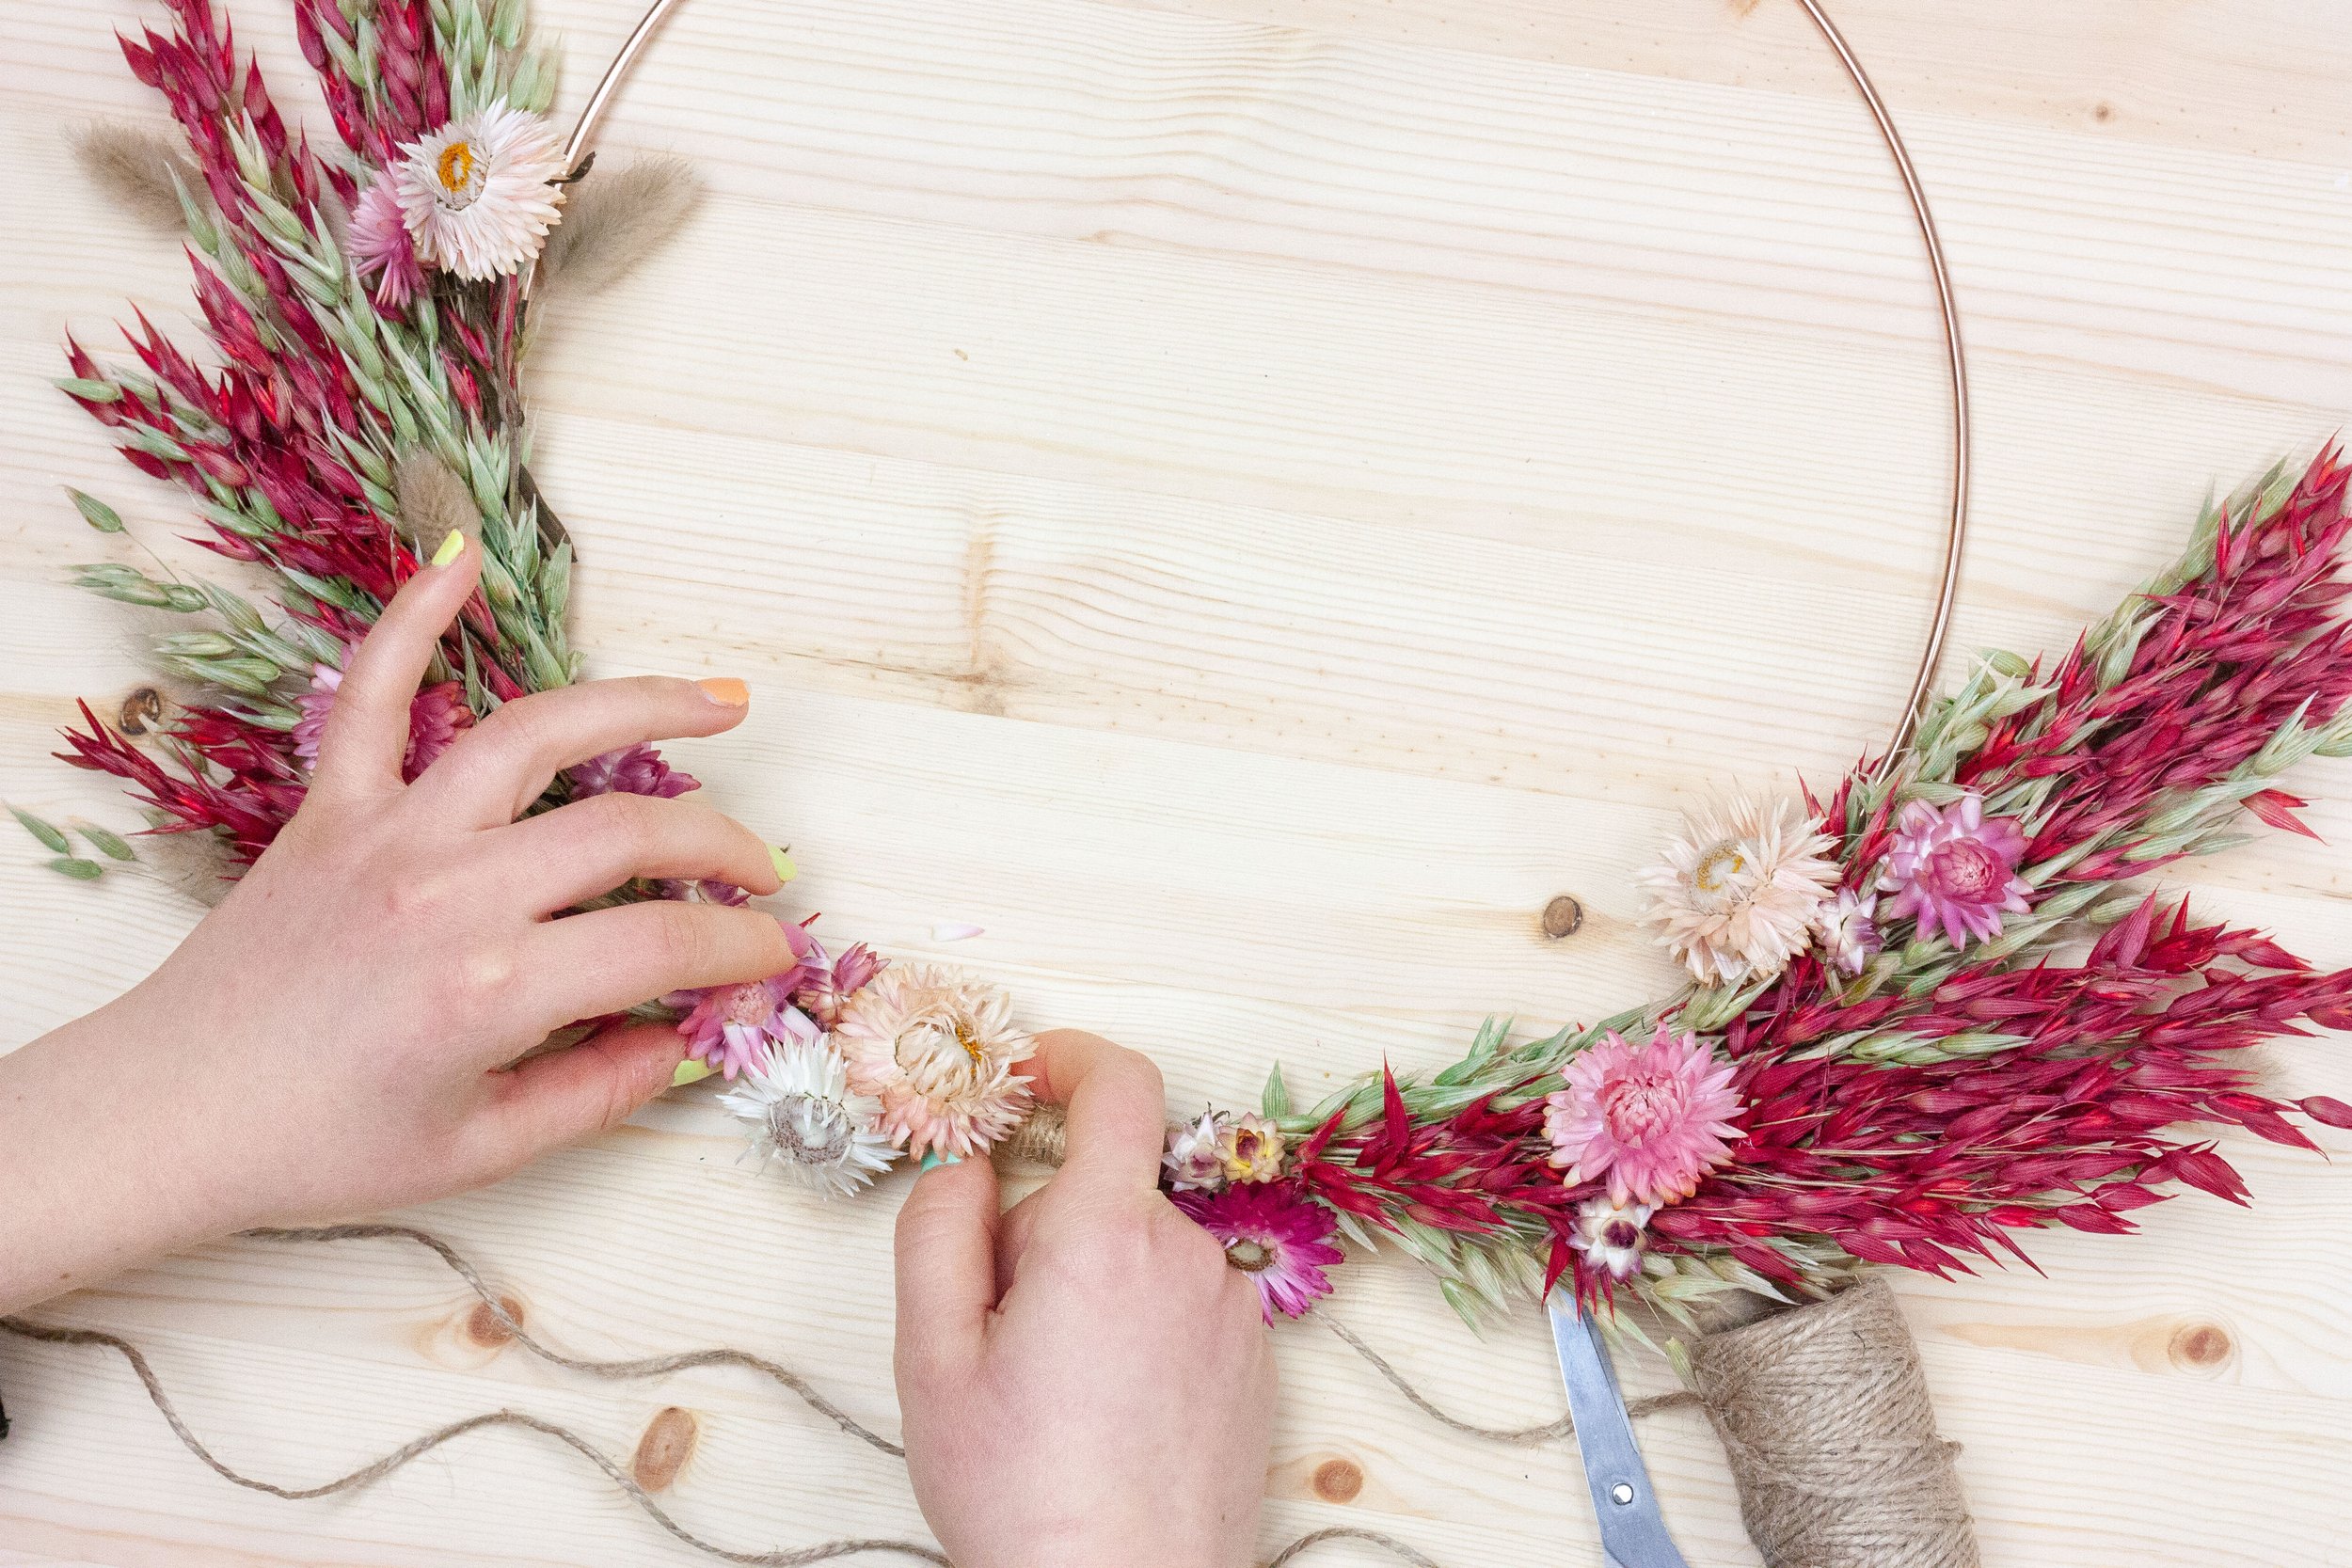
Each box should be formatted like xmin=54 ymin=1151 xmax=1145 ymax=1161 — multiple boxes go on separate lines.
xmin=671 ymin=1059 xmax=715 ymax=1087
xmin=695 ymin=676 xmax=749 ymax=707
xmin=770 ymin=845 xmax=797 ymax=883
xmin=430 ymin=530 xmax=468 ymax=567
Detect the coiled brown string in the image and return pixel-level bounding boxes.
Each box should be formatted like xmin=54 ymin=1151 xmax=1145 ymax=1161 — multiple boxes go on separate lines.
xmin=0 ymin=1191 xmax=1972 ymax=1567
xmin=0 ymin=1221 xmax=1461 ymax=1567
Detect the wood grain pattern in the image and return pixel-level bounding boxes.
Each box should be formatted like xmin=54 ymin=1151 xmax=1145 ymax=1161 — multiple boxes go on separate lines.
xmin=3 ymin=2 xmax=2351 ymax=1564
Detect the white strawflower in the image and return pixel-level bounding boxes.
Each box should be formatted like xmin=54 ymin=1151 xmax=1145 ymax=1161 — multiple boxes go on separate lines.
xmin=718 ymin=1039 xmax=899 ymax=1198
xmin=1163 ymin=1111 xmax=1227 ymax=1192
xmin=1636 ymin=794 xmax=1840 ymax=987
xmin=394 ymin=101 xmax=566 ymax=279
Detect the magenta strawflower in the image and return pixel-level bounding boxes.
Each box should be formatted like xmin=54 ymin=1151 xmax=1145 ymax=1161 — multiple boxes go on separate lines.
xmin=568 ymin=741 xmax=698 ymax=800
xmin=789 ymin=938 xmax=888 ymax=1029
xmin=664 ymin=921 xmax=823 ymax=1078
xmin=291 ymin=659 xmax=471 ymax=781
xmin=349 ymin=171 xmax=424 ymax=309
xmin=1882 ymin=793 xmax=2032 ymax=947
xmin=1174 ymin=1184 xmax=1343 ymax=1323
xmin=1545 ymin=1022 xmax=1744 ymax=1207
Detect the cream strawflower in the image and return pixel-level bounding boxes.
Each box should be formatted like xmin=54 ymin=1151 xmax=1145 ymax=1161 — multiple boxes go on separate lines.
xmin=836 ymin=963 xmax=1032 ymax=1160
xmin=1637 ymin=794 xmax=1841 ymax=986
xmin=717 ymin=1039 xmax=898 ymax=1198
xmin=393 ymin=101 xmax=566 ymax=279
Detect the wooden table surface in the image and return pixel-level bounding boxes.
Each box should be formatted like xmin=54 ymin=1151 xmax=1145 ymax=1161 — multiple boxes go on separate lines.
xmin=4 ymin=2 xmax=2351 ymax=1563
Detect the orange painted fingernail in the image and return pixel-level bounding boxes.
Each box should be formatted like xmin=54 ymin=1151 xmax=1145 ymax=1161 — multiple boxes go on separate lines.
xmin=695 ymin=677 xmax=749 ymax=707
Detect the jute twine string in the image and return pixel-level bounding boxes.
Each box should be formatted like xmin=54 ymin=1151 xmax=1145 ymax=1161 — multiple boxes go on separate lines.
xmin=1688 ymin=1275 xmax=1979 ymax=1568
xmin=0 ymin=1109 xmax=1974 ymax=1567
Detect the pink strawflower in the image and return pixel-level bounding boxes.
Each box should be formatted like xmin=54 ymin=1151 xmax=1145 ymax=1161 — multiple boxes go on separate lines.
xmin=664 ymin=920 xmax=823 ymax=1079
xmin=1881 ymin=793 xmax=2033 ymax=947
xmin=790 ymin=939 xmax=888 ymax=1030
xmin=1545 ymin=1023 xmax=1744 ymax=1208
xmin=291 ymin=660 xmax=472 ymax=782
xmin=568 ymin=741 xmax=698 ymax=800
xmin=1173 ymin=1184 xmax=1343 ymax=1323
xmin=350 ymin=170 xmax=426 ymax=309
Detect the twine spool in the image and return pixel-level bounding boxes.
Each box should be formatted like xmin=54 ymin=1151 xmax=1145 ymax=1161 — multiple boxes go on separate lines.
xmin=1688 ymin=1277 xmax=1978 ymax=1568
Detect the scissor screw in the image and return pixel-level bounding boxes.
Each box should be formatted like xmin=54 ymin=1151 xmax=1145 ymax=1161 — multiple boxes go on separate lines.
xmin=1611 ymin=1482 xmax=1636 ymax=1506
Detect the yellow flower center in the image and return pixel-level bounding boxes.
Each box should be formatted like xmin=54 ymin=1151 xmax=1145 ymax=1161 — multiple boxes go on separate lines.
xmin=954 ymin=1020 xmax=984 ymax=1067
xmin=436 ymin=139 xmax=480 ymax=195
xmin=1692 ymin=841 xmax=1747 ymax=895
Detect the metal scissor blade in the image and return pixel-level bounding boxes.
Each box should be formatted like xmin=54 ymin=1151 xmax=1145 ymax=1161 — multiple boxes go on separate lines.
xmin=1550 ymin=1301 xmax=1692 ymax=1568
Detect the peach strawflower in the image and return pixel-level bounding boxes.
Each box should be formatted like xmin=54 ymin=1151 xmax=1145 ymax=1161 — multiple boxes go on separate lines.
xmin=1217 ymin=1112 xmax=1286 ymax=1184
xmin=836 ymin=963 xmax=1031 ymax=1160
xmin=1638 ymin=794 xmax=1841 ymax=986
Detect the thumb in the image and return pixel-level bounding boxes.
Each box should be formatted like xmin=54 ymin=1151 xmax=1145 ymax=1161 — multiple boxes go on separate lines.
xmin=481 ymin=1020 xmax=687 ymax=1170
xmin=894 ymin=1155 xmax=999 ymax=1388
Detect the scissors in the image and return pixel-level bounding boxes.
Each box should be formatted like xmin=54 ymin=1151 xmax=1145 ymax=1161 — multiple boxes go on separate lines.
xmin=1549 ymin=1299 xmax=1693 ymax=1568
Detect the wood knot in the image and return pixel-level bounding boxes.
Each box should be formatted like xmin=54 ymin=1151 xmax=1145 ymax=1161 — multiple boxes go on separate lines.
xmin=2169 ymin=1320 xmax=2233 ymax=1370
xmin=1541 ymin=895 xmax=1584 ymax=940
xmin=632 ymin=1406 xmax=699 ymax=1492
xmin=466 ymin=1295 xmax=524 ymax=1348
xmin=1311 ymin=1457 xmax=1364 ymax=1503
xmin=2092 ymin=101 xmax=2116 ymax=123
xmin=119 ymin=687 xmax=165 ymax=736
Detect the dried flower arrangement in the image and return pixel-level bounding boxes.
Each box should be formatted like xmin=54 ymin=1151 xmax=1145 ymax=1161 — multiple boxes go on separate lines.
xmin=36 ymin=0 xmax=2352 ymax=1356
xmin=1168 ymin=453 xmax=2352 ymax=1331
xmin=41 ymin=0 xmax=1028 ymax=1199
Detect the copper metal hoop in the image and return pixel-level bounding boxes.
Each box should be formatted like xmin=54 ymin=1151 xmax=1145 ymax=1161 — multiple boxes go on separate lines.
xmin=556 ymin=0 xmax=1971 ymax=753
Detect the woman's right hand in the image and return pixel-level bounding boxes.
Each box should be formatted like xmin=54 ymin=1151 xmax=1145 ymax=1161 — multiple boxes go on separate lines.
xmin=894 ymin=1029 xmax=1278 ymax=1568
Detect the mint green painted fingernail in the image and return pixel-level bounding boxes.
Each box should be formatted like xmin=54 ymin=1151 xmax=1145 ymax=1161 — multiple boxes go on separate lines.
xmin=672 ymin=1059 xmax=715 ymax=1086
xmin=919 ymin=1151 xmax=962 ymax=1172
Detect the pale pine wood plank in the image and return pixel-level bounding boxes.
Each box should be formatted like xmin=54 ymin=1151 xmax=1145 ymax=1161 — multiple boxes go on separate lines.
xmin=3 ymin=2 xmax=2350 ymax=1565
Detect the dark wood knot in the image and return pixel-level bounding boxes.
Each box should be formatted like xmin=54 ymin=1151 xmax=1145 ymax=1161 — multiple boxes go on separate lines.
xmin=1541 ymin=895 xmax=1584 ymax=940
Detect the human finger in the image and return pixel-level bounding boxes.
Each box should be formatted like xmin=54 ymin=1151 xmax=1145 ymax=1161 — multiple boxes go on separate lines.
xmin=517 ymin=901 xmax=803 ymax=1030
xmin=415 ymin=674 xmax=751 ymax=827
xmin=1013 ymin=1029 xmax=1167 ymax=1196
xmin=895 ymin=1155 xmax=1001 ymax=1386
xmin=488 ymin=791 xmax=783 ymax=914
xmin=309 ymin=531 xmax=482 ymax=798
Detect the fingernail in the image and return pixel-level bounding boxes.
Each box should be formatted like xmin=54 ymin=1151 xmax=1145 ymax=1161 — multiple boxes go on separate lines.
xmin=770 ymin=845 xmax=797 ymax=884
xmin=696 ymin=677 xmax=749 ymax=707
xmin=430 ymin=531 xmax=468 ymax=567
xmin=918 ymin=1151 xmax=962 ymax=1172
xmin=671 ymin=1059 xmax=715 ymax=1087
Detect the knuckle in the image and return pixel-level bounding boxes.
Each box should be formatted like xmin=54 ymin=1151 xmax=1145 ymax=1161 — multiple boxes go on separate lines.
xmin=649 ymin=903 xmax=718 ymax=974
xmin=478 ymin=692 xmax=556 ymax=759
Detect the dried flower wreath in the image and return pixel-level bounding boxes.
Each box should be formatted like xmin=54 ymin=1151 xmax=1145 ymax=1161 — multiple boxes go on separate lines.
xmin=24 ymin=0 xmax=2352 ymax=1553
